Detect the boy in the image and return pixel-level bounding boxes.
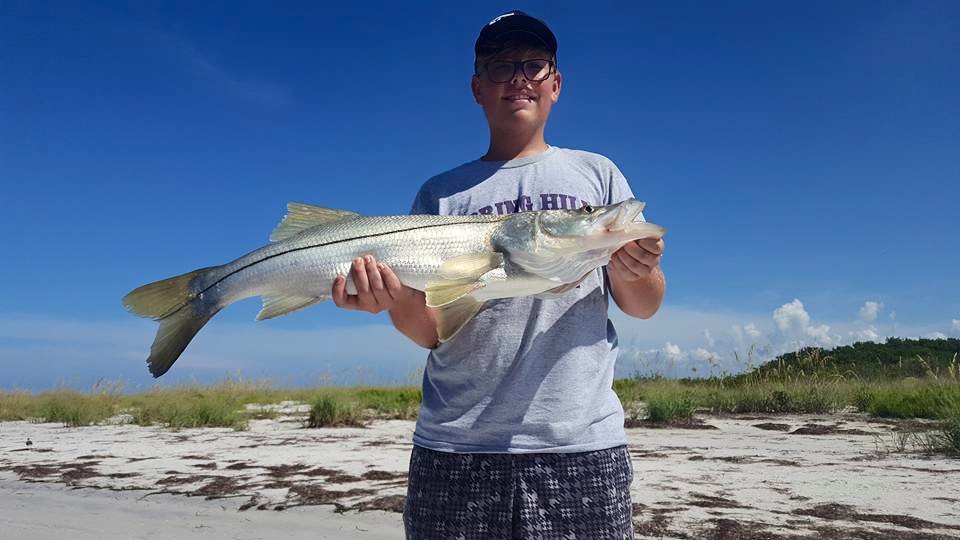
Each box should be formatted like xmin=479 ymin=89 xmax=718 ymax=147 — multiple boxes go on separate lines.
xmin=332 ymin=10 xmax=665 ymax=539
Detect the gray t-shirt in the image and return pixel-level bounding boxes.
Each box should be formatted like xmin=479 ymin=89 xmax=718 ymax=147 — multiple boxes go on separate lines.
xmin=409 ymin=146 xmax=636 ymax=453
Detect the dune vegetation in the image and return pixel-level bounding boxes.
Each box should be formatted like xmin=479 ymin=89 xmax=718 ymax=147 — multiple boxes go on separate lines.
xmin=1 ymin=339 xmax=957 ymax=455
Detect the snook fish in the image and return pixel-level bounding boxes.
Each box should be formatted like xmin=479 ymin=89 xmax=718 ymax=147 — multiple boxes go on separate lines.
xmin=123 ymin=199 xmax=665 ymax=377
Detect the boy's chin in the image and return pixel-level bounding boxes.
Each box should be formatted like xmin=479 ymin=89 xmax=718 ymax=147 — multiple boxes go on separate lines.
xmin=496 ymin=109 xmax=542 ymax=125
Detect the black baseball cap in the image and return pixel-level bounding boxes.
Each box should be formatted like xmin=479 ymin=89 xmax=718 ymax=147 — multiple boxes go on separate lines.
xmin=474 ymin=11 xmax=558 ymax=57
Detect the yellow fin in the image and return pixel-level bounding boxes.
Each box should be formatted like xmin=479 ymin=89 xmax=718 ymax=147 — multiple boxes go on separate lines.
xmin=425 ymin=252 xmax=502 ymax=307
xmin=147 ymin=308 xmax=219 ymax=377
xmin=437 ymin=252 xmax=504 ymax=281
xmin=256 ymin=294 xmax=324 ymax=320
xmin=425 ymin=280 xmax=484 ymax=308
xmin=270 ymin=202 xmax=361 ymax=242
xmin=436 ymin=297 xmax=485 ymax=343
xmin=123 ymin=266 xmax=217 ymax=320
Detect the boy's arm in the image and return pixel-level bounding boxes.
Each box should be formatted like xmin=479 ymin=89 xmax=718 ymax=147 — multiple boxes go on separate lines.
xmin=331 ymin=255 xmax=439 ymax=348
xmin=607 ymin=237 xmax=666 ymax=319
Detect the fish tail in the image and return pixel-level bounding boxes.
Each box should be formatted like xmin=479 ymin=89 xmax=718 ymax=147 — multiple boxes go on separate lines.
xmin=122 ymin=267 xmax=221 ymax=377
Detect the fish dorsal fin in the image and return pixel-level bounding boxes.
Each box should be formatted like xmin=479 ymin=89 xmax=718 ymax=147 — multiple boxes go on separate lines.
xmin=256 ymin=294 xmax=325 ymax=320
xmin=435 ymin=297 xmax=485 ymax=343
xmin=270 ymin=203 xmax=361 ymax=242
xmin=424 ymin=252 xmax=503 ymax=307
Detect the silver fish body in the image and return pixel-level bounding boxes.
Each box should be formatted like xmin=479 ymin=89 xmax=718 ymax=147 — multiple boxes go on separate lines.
xmin=124 ymin=200 xmax=665 ymax=377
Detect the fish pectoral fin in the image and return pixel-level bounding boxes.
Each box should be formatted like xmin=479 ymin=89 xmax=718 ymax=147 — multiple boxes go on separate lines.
xmin=269 ymin=203 xmax=361 ymax=242
xmin=424 ymin=280 xmax=484 ymax=308
xmin=425 ymin=252 xmax=502 ymax=307
xmin=256 ymin=294 xmax=325 ymax=320
xmin=435 ymin=297 xmax=485 ymax=343
xmin=437 ymin=252 xmax=504 ymax=281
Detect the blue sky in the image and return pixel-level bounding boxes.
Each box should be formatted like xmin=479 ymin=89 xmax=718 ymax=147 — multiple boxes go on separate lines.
xmin=1 ymin=2 xmax=957 ymax=391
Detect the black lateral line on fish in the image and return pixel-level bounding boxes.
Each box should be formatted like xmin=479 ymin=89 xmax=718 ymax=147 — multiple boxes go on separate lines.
xmin=188 ymin=217 xmax=497 ymax=305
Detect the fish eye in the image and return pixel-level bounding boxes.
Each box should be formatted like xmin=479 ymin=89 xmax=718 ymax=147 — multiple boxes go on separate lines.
xmin=580 ymin=204 xmax=594 ymax=213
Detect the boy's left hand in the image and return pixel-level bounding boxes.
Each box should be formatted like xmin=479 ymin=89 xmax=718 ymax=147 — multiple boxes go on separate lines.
xmin=607 ymin=238 xmax=664 ymax=282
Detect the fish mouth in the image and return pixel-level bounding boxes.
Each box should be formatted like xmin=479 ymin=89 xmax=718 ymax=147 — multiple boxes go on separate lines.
xmin=606 ymin=200 xmax=647 ymax=232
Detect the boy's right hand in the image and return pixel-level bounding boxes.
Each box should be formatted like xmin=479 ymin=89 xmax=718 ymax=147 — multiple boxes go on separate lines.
xmin=332 ymin=254 xmax=439 ymax=348
xmin=332 ymin=255 xmax=408 ymax=314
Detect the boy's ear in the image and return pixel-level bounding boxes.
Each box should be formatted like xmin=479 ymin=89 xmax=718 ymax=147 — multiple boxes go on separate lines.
xmin=551 ymin=71 xmax=562 ymax=103
xmin=471 ymin=75 xmax=482 ymax=104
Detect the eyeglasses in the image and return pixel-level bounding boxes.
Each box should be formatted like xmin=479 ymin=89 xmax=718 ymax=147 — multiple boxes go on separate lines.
xmin=479 ymin=59 xmax=555 ymax=83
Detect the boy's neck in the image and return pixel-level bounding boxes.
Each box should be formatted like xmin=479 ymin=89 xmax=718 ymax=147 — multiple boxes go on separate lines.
xmin=481 ymin=128 xmax=549 ymax=161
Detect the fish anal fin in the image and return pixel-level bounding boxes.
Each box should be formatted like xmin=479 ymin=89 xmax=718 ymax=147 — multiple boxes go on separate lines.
xmin=533 ymin=272 xmax=592 ymax=299
xmin=425 ymin=281 xmax=484 ymax=308
xmin=270 ymin=203 xmax=361 ymax=242
xmin=435 ymin=297 xmax=484 ymax=343
xmin=437 ymin=252 xmax=504 ymax=281
xmin=256 ymin=294 xmax=325 ymax=320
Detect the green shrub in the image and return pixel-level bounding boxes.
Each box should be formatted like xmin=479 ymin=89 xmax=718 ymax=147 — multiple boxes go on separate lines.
xmin=355 ymin=388 xmax=421 ymax=419
xmin=306 ymin=395 xmax=364 ymax=428
xmin=0 ymin=390 xmax=36 ymax=421
xmin=646 ymin=395 xmax=696 ymax=423
xmin=35 ymin=390 xmax=119 ymax=427
xmin=854 ymin=385 xmax=958 ymax=419
xmin=935 ymin=417 xmax=960 ymax=456
xmin=127 ymin=387 xmax=248 ymax=430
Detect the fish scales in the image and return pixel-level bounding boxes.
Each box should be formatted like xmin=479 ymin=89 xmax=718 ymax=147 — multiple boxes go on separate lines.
xmin=204 ymin=216 xmax=504 ymax=304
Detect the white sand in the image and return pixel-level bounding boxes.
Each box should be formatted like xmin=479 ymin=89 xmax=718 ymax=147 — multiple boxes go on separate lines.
xmin=2 ymin=411 xmax=958 ymax=539
xmin=625 ymin=415 xmax=960 ymax=538
xmin=0 ymin=472 xmax=402 ymax=539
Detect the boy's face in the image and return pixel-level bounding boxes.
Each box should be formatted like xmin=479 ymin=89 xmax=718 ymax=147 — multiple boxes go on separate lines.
xmin=471 ymin=48 xmax=562 ymax=134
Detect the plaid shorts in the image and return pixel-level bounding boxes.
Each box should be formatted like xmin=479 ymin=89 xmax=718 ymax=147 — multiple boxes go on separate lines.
xmin=403 ymin=444 xmax=634 ymax=540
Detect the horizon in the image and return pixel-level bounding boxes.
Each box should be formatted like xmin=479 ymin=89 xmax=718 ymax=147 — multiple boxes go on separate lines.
xmin=5 ymin=336 xmax=959 ymax=396
xmin=1 ymin=2 xmax=957 ymax=391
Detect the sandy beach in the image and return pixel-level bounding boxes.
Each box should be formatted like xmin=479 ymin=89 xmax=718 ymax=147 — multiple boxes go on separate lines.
xmin=2 ymin=408 xmax=959 ymax=539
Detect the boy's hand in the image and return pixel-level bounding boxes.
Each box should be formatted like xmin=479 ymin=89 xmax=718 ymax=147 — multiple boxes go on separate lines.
xmin=332 ymin=255 xmax=408 ymax=313
xmin=607 ymin=238 xmax=664 ymax=282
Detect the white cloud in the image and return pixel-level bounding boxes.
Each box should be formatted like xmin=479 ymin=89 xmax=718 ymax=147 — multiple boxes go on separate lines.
xmin=952 ymin=319 xmax=960 ymax=336
xmin=703 ymin=329 xmax=715 ymax=347
xmin=773 ymin=299 xmax=810 ymax=333
xmin=730 ymin=322 xmax=762 ymax=345
xmin=850 ymin=326 xmax=881 ymax=342
xmin=927 ymin=332 xmax=948 ymax=340
xmin=805 ymin=324 xmax=834 ymax=345
xmin=729 ymin=324 xmax=746 ymax=344
xmin=770 ymin=299 xmax=834 ymax=347
xmin=690 ymin=347 xmax=718 ymax=363
xmin=858 ymin=301 xmax=883 ymax=322
xmin=662 ymin=342 xmax=682 ymax=362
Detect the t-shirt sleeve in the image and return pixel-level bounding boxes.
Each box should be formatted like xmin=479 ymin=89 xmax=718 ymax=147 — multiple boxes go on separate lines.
xmin=409 ymin=183 xmax=438 ymax=215
xmin=604 ymin=158 xmax=644 ymax=221
xmin=605 ymin=159 xmax=635 ymax=205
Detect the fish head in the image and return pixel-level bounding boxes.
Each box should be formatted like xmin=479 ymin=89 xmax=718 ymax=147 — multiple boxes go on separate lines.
xmin=538 ymin=199 xmax=653 ymax=245
xmin=499 ymin=199 xmax=666 ymax=283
